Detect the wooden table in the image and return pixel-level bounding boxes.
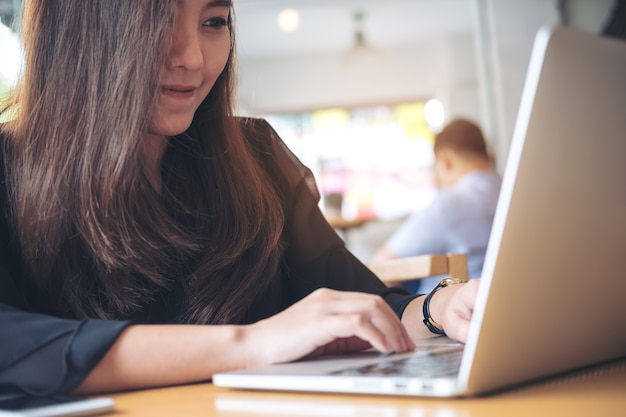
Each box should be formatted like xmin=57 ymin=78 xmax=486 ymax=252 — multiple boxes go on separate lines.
xmin=105 ymin=358 xmax=626 ymax=416
xmin=326 ymin=216 xmax=370 ymax=248
xmin=326 ymin=216 xmax=369 ymax=231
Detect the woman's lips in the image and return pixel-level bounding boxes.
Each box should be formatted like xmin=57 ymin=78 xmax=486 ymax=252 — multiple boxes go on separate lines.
xmin=161 ymin=85 xmax=196 ymax=99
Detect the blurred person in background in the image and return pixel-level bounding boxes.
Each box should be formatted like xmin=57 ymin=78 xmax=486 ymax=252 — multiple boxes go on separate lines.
xmin=372 ymin=119 xmax=501 ymax=294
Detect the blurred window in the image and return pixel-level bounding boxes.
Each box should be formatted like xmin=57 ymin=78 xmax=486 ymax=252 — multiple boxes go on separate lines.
xmin=0 ymin=0 xmax=21 ymax=99
xmin=264 ymin=101 xmax=442 ymax=221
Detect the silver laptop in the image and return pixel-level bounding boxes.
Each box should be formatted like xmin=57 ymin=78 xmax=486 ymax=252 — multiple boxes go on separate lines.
xmin=213 ymin=25 xmax=626 ymax=397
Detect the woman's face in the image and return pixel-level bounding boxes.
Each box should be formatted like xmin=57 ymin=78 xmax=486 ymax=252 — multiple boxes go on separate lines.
xmin=149 ymin=0 xmax=232 ymax=138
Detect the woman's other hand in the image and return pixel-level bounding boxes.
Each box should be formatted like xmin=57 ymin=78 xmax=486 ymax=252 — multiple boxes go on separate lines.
xmin=402 ymin=279 xmax=480 ymax=343
xmin=433 ymin=279 xmax=479 ymax=342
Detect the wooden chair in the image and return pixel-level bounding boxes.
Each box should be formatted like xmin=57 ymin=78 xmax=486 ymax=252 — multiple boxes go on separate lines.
xmin=365 ymin=253 xmax=469 ymax=286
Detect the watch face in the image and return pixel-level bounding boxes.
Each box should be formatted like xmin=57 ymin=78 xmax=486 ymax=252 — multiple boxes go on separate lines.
xmin=441 ymin=277 xmax=468 ymax=286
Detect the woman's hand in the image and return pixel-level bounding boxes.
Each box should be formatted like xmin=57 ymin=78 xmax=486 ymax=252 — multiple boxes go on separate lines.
xmin=241 ymin=288 xmax=416 ymax=369
xmin=428 ymin=279 xmax=480 ymax=342
xmin=402 ymin=279 xmax=480 ymax=343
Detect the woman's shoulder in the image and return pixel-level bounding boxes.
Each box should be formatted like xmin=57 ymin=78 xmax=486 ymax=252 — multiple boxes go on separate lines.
xmin=237 ymin=117 xmax=319 ymax=197
xmin=238 ymin=117 xmax=281 ymax=155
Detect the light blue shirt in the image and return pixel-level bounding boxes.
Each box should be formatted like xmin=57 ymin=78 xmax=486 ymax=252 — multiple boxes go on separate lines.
xmin=385 ymin=171 xmax=501 ymax=293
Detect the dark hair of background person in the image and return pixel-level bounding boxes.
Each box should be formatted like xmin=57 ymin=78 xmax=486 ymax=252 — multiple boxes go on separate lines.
xmin=0 ymin=0 xmax=285 ymax=325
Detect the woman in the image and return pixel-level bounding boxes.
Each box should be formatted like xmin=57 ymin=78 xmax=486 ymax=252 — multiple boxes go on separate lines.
xmin=0 ymin=0 xmax=479 ymax=395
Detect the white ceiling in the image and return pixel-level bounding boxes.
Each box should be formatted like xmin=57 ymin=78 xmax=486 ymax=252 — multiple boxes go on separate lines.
xmin=233 ymin=0 xmax=476 ymax=59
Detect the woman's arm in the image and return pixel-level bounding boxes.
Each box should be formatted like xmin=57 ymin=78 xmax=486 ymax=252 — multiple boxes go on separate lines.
xmin=74 ymin=323 xmax=246 ymax=393
xmin=76 ymin=287 xmax=416 ymax=394
xmin=78 ymin=280 xmax=480 ymax=394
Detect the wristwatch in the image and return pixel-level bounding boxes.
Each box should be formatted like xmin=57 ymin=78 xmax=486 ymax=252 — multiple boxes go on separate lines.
xmin=422 ymin=277 xmax=468 ymax=336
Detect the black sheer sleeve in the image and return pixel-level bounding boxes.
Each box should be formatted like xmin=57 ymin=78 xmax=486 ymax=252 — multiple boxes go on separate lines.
xmin=0 ymin=304 xmax=128 ymax=396
xmin=0 ymin=140 xmax=130 ymax=396
xmin=244 ymin=118 xmax=419 ymax=318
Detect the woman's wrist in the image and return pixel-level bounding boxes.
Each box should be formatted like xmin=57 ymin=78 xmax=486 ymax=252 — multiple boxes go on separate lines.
xmin=401 ymin=282 xmax=468 ymax=342
xmin=401 ymin=294 xmax=439 ymax=340
xmin=239 ymin=322 xmax=270 ymax=370
xmin=423 ymin=278 xmax=467 ymax=336
xmin=427 ymin=286 xmax=448 ymax=333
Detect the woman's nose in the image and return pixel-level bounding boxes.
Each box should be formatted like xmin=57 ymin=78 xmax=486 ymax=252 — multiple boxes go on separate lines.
xmin=168 ymin=26 xmax=203 ymax=71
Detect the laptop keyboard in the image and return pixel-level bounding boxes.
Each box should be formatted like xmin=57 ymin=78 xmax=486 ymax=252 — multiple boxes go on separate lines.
xmin=330 ymin=348 xmax=463 ymax=378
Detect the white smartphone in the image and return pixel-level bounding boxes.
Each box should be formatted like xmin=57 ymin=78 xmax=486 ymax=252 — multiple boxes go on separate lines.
xmin=0 ymin=395 xmax=115 ymax=417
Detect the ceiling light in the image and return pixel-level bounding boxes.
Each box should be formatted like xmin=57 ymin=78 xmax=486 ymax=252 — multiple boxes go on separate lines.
xmin=277 ymin=8 xmax=300 ymax=33
xmin=341 ymin=11 xmax=382 ymax=68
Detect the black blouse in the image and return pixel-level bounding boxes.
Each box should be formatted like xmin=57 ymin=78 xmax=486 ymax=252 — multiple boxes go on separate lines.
xmin=0 ymin=119 xmax=415 ymax=396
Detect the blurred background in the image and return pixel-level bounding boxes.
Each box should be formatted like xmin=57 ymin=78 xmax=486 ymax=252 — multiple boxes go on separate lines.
xmin=0 ymin=0 xmax=619 ymax=260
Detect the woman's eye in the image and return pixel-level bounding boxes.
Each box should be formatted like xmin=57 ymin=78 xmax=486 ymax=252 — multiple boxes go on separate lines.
xmin=203 ymin=17 xmax=229 ymax=31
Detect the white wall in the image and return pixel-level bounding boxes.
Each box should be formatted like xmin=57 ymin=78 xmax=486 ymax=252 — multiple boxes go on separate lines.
xmin=473 ymin=0 xmax=614 ymax=172
xmin=478 ymin=0 xmax=561 ymax=172
xmin=238 ymin=32 xmax=479 ymax=120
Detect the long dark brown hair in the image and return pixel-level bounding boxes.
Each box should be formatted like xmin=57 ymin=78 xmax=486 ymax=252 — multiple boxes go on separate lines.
xmin=0 ymin=0 xmax=284 ymax=324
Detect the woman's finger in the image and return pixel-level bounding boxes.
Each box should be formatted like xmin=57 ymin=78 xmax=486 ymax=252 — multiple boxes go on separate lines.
xmin=307 ymin=289 xmax=415 ymax=353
